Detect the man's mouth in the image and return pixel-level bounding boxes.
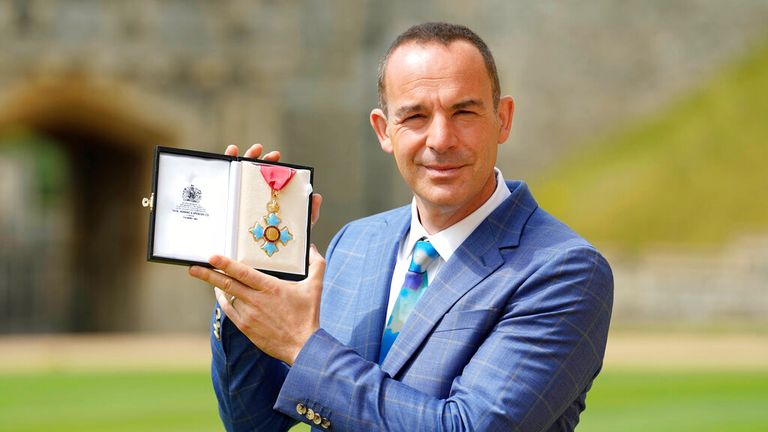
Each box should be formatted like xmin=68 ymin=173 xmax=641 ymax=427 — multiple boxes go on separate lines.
xmin=423 ymin=164 xmax=465 ymax=175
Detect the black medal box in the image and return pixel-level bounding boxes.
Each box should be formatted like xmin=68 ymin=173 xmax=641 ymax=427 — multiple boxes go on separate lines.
xmin=142 ymin=146 xmax=314 ymax=281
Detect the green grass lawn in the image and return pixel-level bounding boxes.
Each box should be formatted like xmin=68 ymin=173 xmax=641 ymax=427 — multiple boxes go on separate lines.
xmin=1 ymin=369 xmax=766 ymax=431
xmin=579 ymin=370 xmax=768 ymax=432
xmin=0 ymin=371 xmax=220 ymax=432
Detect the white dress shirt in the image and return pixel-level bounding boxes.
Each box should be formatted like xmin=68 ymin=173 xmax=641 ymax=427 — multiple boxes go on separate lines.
xmin=385 ymin=168 xmax=512 ymax=322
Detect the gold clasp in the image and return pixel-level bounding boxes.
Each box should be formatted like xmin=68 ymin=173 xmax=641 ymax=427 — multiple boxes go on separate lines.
xmin=266 ymin=189 xmax=280 ymax=213
xmin=142 ymin=193 xmax=154 ymax=209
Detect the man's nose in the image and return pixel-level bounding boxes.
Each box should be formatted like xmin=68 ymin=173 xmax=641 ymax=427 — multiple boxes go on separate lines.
xmin=425 ymin=115 xmax=456 ymax=152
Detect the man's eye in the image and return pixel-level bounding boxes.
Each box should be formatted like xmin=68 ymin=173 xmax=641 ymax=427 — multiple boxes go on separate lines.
xmin=402 ymin=114 xmax=425 ymax=122
xmin=456 ymin=110 xmax=476 ymax=116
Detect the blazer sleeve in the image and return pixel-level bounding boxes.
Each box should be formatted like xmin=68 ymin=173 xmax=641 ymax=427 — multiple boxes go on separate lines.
xmin=212 ymin=310 xmax=294 ymax=432
xmin=273 ymin=246 xmax=613 ymax=431
xmin=210 ymin=223 xmax=350 ymax=431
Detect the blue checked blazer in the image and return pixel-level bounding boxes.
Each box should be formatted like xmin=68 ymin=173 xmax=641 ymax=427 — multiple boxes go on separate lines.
xmin=211 ymin=180 xmax=613 ymax=431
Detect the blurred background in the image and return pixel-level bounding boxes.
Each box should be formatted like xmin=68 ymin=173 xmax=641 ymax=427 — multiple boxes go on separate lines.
xmin=0 ymin=1 xmax=766 ymax=431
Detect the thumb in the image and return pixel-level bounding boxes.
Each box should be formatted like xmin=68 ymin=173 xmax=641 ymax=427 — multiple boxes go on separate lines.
xmin=307 ymin=244 xmax=326 ymax=280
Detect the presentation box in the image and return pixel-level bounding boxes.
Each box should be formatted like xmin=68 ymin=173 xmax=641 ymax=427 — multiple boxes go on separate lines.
xmin=143 ymin=146 xmax=313 ymax=281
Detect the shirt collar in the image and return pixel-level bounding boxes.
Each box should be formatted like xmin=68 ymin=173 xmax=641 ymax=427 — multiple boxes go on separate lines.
xmin=404 ymin=168 xmax=511 ymax=262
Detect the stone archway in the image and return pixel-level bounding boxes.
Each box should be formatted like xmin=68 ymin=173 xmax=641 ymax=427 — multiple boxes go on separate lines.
xmin=0 ymin=76 xmax=176 ymax=332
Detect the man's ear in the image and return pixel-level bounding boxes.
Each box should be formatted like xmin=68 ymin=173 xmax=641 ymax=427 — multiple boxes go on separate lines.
xmin=370 ymin=108 xmax=393 ymax=153
xmin=496 ymin=96 xmax=515 ymax=144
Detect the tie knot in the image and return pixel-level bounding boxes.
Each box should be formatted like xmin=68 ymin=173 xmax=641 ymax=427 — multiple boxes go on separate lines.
xmin=409 ymin=239 xmax=439 ymax=273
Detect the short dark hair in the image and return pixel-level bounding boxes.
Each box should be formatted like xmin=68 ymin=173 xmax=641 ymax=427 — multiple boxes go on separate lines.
xmin=377 ymin=22 xmax=501 ymax=115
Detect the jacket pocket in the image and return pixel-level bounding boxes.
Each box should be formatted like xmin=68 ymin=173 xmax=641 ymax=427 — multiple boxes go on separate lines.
xmin=432 ymin=308 xmax=496 ymax=334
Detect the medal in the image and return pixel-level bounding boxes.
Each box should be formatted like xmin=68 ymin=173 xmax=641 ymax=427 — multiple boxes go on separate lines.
xmin=249 ymin=165 xmax=295 ymax=257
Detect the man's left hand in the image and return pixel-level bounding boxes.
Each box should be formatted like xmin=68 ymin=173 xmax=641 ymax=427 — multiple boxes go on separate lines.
xmin=189 ymin=245 xmax=325 ymax=365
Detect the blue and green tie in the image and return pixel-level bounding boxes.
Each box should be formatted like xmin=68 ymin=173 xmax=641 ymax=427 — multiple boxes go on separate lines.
xmin=379 ymin=239 xmax=439 ymax=364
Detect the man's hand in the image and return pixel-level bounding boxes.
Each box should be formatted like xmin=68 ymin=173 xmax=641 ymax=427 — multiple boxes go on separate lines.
xmin=225 ymin=143 xmax=281 ymax=160
xmin=225 ymin=143 xmax=322 ymax=226
xmin=195 ymin=143 xmax=325 ymax=365
xmin=190 ymin=245 xmax=326 ymax=365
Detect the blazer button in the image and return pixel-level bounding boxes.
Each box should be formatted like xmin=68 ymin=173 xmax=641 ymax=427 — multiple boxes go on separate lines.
xmin=320 ymin=417 xmax=331 ymax=429
xmin=215 ymin=307 xmax=222 ymax=319
xmin=296 ymin=403 xmax=307 ymax=415
xmin=305 ymin=408 xmax=315 ymax=421
xmin=312 ymin=414 xmax=322 ymax=425
xmin=213 ymin=321 xmax=221 ymax=340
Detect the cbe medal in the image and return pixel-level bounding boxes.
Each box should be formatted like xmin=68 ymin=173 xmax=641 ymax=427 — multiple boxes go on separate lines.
xmin=249 ymin=165 xmax=295 ymax=257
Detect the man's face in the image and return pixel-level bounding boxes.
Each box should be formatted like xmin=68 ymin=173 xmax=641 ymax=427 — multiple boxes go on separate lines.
xmin=371 ymin=41 xmax=513 ymax=223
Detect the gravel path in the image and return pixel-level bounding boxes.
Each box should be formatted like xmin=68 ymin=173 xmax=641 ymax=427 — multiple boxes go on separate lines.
xmin=0 ymin=331 xmax=766 ymax=373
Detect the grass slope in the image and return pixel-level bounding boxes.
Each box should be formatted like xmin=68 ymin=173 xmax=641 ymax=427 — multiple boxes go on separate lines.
xmin=530 ymin=40 xmax=768 ymax=252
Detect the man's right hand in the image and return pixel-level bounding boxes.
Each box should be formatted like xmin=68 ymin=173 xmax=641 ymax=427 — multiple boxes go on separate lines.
xmin=225 ymin=144 xmax=322 ymax=227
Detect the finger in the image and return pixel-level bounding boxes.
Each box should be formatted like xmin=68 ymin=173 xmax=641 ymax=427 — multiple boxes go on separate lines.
xmin=189 ymin=265 xmax=253 ymax=301
xmin=310 ymin=193 xmax=323 ymax=228
xmin=208 ymin=255 xmax=278 ymax=292
xmin=225 ymin=145 xmax=239 ymax=157
xmin=243 ymin=143 xmax=263 ymax=159
xmin=214 ymin=287 xmax=242 ymax=321
xmin=262 ymin=150 xmax=281 ymax=162
xmin=216 ymin=286 xmax=238 ymax=309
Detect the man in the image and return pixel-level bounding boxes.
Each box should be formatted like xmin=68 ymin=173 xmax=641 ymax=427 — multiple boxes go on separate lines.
xmin=190 ymin=22 xmax=613 ymax=431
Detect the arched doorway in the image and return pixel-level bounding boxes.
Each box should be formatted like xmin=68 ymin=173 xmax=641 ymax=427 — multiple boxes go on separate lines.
xmin=0 ymin=77 xmax=175 ymax=332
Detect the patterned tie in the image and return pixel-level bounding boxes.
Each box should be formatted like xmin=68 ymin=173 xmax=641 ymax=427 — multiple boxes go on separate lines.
xmin=379 ymin=239 xmax=440 ymax=364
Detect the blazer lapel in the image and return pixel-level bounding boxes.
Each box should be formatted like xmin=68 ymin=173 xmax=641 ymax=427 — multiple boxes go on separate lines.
xmin=346 ymin=207 xmax=410 ymax=362
xmin=380 ymin=224 xmax=503 ymax=376
xmin=381 ymin=181 xmax=538 ymax=377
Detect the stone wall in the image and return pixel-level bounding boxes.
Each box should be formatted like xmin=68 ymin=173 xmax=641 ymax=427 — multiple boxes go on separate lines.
xmin=0 ymin=0 xmax=766 ymax=331
xmin=611 ymin=234 xmax=768 ymax=327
